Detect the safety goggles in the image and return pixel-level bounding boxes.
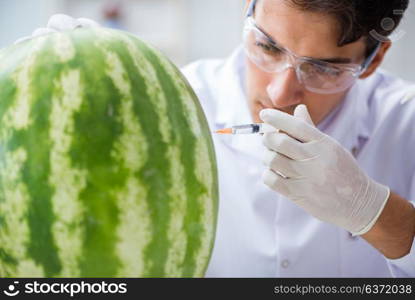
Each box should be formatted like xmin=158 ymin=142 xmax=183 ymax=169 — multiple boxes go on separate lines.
xmin=243 ymin=0 xmax=381 ymax=94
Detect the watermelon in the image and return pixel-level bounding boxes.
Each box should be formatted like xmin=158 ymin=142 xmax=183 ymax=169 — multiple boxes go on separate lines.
xmin=0 ymin=27 xmax=218 ymax=277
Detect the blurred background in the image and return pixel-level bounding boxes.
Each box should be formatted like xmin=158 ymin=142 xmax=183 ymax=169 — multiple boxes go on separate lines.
xmin=0 ymin=0 xmax=414 ymax=81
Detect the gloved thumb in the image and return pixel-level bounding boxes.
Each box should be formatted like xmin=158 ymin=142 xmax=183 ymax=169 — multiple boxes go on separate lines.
xmin=294 ymin=104 xmax=315 ymax=126
xmin=47 ymin=14 xmax=82 ymax=31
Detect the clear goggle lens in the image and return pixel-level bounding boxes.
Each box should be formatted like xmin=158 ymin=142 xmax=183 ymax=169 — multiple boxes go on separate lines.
xmin=243 ymin=22 xmax=362 ymax=94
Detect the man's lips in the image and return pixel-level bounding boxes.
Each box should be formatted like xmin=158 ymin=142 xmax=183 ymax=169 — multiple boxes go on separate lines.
xmin=258 ymin=102 xmax=294 ymax=115
xmin=258 ymin=102 xmax=273 ymax=110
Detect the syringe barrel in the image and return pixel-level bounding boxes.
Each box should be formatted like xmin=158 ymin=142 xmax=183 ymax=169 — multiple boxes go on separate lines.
xmin=232 ymin=124 xmax=261 ymax=134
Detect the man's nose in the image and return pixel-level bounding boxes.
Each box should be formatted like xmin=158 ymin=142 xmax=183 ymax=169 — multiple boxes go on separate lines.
xmin=266 ymin=68 xmax=303 ymax=109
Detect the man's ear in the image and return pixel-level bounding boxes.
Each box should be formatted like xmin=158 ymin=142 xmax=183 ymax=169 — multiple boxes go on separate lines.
xmin=359 ymin=41 xmax=391 ymax=79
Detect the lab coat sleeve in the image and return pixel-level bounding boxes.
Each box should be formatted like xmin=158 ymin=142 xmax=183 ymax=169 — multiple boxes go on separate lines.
xmin=385 ymin=172 xmax=415 ymax=277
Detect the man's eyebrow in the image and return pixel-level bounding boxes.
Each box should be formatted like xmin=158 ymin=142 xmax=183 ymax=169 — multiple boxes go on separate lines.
xmin=258 ymin=25 xmax=353 ymax=64
xmin=313 ymin=56 xmax=352 ymax=64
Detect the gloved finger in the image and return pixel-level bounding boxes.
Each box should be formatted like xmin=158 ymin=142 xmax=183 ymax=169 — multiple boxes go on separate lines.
xmin=262 ymin=148 xmax=303 ymax=179
xmin=77 ymin=18 xmax=101 ymax=28
xmin=294 ymin=104 xmax=314 ymax=126
xmin=261 ymin=168 xmax=306 ymax=199
xmin=14 ymin=28 xmax=56 ymax=45
xmin=14 ymin=36 xmax=32 ymax=45
xmin=31 ymin=27 xmax=58 ymax=38
xmin=47 ymin=14 xmax=82 ymax=31
xmin=260 ymin=108 xmax=321 ymax=142
xmin=262 ymin=132 xmax=312 ymax=161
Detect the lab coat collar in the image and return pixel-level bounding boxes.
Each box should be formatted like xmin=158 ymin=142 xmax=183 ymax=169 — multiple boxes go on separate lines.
xmin=215 ymin=45 xmax=251 ymax=126
xmin=214 ymin=46 xmax=266 ymax=161
xmin=317 ymin=78 xmax=370 ymax=153
xmin=317 ymin=71 xmax=385 ymax=154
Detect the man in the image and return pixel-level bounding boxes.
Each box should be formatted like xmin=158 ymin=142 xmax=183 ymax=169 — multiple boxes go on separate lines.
xmin=25 ymin=0 xmax=414 ymax=277
xmin=184 ymin=0 xmax=415 ymax=277
xmin=182 ymin=0 xmax=415 ymax=277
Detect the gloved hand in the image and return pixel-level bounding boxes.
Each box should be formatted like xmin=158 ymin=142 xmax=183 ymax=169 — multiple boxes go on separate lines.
xmin=260 ymin=104 xmax=390 ymax=235
xmin=14 ymin=14 xmax=100 ymax=45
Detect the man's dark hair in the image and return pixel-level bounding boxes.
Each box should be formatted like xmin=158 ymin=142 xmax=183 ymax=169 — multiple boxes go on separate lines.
xmin=287 ymin=0 xmax=409 ymax=55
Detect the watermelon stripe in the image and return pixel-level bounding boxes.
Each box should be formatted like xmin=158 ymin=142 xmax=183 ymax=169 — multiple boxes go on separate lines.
xmin=155 ymin=58 xmax=218 ymax=276
xmin=53 ymin=33 xmax=76 ymax=62
xmin=0 ymin=38 xmax=47 ymax=131
xmin=0 ymin=149 xmax=37 ymax=276
xmin=69 ymin=31 xmax=124 ymax=276
xmin=0 ymin=37 xmax=54 ymax=277
xmin=117 ymin=34 xmax=194 ymax=276
xmin=49 ymin=67 xmax=87 ymax=277
xmin=22 ymin=36 xmax=68 ymax=277
xmin=106 ymin=34 xmax=174 ymax=277
xmin=150 ymin=47 xmax=218 ymax=276
xmin=103 ymin=49 xmax=152 ymax=276
xmin=137 ymin=40 xmax=213 ymax=277
xmin=48 ymin=34 xmax=85 ymax=277
xmin=163 ymin=146 xmax=189 ymax=276
xmin=0 ymin=78 xmax=17 ymax=132
xmin=7 ymin=41 xmax=46 ymax=130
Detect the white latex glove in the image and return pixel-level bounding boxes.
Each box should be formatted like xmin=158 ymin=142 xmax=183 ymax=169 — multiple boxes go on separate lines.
xmin=14 ymin=14 xmax=100 ymax=45
xmin=260 ymin=104 xmax=390 ymax=235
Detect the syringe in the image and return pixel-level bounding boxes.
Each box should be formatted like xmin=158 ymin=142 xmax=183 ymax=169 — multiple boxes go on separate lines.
xmin=214 ymin=123 xmax=277 ymax=135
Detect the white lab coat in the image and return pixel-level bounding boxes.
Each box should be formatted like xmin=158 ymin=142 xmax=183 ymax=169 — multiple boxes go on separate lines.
xmin=181 ymin=46 xmax=415 ymax=277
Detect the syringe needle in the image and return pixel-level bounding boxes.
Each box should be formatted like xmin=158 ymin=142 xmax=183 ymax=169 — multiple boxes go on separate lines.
xmin=214 ymin=123 xmax=277 ymax=135
xmin=214 ymin=128 xmax=233 ymax=134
